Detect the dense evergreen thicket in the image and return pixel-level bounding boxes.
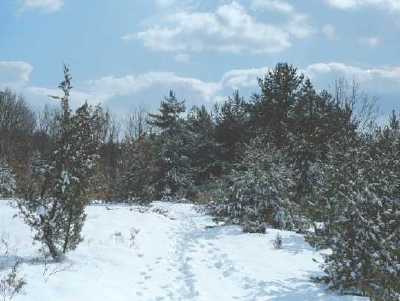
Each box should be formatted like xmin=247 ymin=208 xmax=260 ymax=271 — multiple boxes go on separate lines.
xmin=0 ymin=63 xmax=398 ymax=299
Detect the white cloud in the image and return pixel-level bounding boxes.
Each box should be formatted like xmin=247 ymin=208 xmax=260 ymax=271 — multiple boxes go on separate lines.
xmin=250 ymin=0 xmax=294 ymax=13
xmin=126 ymin=1 xmax=312 ymax=54
xmin=359 ymin=36 xmax=382 ymax=47
xmin=2 ymin=61 xmax=399 ymax=114
xmin=21 ymin=0 xmax=64 ymax=13
xmin=25 ymin=86 xmax=97 ymax=109
xmin=0 ymin=61 xmax=33 ymax=88
xmin=306 ymin=62 xmax=400 ymax=81
xmin=68 ymin=63 xmax=400 ymax=112
xmin=305 ymin=62 xmax=400 ymax=92
xmin=87 ymin=72 xmax=219 ymax=101
xmin=221 ymin=67 xmax=266 ymax=89
xmin=322 ymin=24 xmax=337 ymax=40
xmin=174 ymin=54 xmax=191 ymax=63
xmin=326 ymin=0 xmax=400 ymax=11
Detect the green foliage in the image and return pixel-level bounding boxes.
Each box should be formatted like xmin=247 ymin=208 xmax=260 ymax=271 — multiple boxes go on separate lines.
xmin=307 ymin=125 xmax=400 ymax=300
xmin=4 ymin=61 xmax=399 ymax=300
xmin=119 ymin=135 xmax=159 ymax=201
xmin=18 ymin=66 xmax=100 ymax=260
xmin=148 ymin=90 xmax=193 ymax=197
xmin=186 ymin=105 xmax=221 ymax=184
xmin=219 ymin=137 xmax=297 ymax=231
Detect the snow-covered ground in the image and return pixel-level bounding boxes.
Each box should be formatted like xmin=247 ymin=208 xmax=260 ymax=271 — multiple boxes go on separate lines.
xmin=0 ymin=200 xmax=368 ymax=301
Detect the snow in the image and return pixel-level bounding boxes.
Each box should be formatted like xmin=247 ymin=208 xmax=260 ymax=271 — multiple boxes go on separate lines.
xmin=0 ymin=200 xmax=368 ymax=301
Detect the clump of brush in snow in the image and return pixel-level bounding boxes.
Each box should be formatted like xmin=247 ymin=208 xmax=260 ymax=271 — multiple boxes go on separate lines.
xmin=129 ymin=228 xmax=140 ymax=248
xmin=0 ymin=235 xmax=26 ymax=301
xmin=272 ymin=233 xmax=283 ymax=249
xmin=0 ymin=261 xmax=26 ymax=301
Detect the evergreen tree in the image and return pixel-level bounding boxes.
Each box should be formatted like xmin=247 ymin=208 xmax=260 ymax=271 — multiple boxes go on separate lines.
xmin=215 ymin=91 xmax=249 ymax=166
xmin=18 ymin=66 xmax=100 ymax=260
xmin=252 ymin=63 xmax=304 ymax=147
xmin=308 ymin=125 xmax=400 ymax=300
xmin=119 ymin=135 xmax=159 ymax=201
xmin=186 ymin=105 xmax=221 ymax=185
xmin=288 ymin=80 xmax=358 ymax=222
xmin=148 ymin=90 xmax=193 ymax=197
xmin=215 ymin=137 xmax=297 ymax=232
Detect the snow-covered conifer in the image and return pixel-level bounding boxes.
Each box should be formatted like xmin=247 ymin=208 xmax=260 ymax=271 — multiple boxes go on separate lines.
xmin=217 ymin=137 xmax=297 ymax=232
xmin=309 ymin=128 xmax=400 ymax=300
xmin=18 ymin=66 xmax=100 ymax=260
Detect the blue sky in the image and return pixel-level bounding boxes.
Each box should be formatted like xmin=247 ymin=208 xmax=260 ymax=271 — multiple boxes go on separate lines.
xmin=1 ymin=0 xmax=399 ymax=119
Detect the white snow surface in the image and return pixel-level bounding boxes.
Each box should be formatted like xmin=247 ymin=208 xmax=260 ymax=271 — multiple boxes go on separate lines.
xmin=0 ymin=200 xmax=368 ymax=301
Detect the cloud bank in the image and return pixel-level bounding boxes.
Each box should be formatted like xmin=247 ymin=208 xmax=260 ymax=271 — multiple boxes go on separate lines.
xmin=124 ymin=1 xmax=312 ymax=55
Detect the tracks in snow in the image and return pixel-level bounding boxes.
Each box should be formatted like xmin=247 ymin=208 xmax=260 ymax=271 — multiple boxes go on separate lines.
xmin=151 ymin=204 xmax=265 ymax=301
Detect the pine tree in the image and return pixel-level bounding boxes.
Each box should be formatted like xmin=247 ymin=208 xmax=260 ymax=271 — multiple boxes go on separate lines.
xmin=148 ymin=90 xmax=193 ymax=198
xmin=216 ymin=137 xmax=297 ymax=232
xmin=120 ymin=135 xmax=159 ymax=201
xmin=186 ymin=105 xmax=221 ymax=185
xmin=308 ymin=127 xmax=400 ymax=300
xmin=18 ymin=66 xmax=100 ymax=260
xmin=215 ymin=90 xmax=249 ymax=165
xmin=252 ymin=63 xmax=304 ymax=147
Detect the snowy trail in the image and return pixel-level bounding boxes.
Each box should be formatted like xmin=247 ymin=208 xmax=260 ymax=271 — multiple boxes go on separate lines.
xmin=0 ymin=201 xmax=367 ymax=301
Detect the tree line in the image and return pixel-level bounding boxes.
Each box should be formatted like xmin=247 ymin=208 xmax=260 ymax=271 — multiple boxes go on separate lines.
xmin=0 ymin=63 xmax=399 ymax=300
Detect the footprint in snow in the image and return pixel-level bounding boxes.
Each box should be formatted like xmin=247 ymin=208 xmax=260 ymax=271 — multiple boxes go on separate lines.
xmin=244 ymin=283 xmax=253 ymax=290
xmin=258 ymin=281 xmax=267 ymax=287
xmin=214 ymin=262 xmax=223 ymax=269
xmin=223 ymin=267 xmax=235 ymax=277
